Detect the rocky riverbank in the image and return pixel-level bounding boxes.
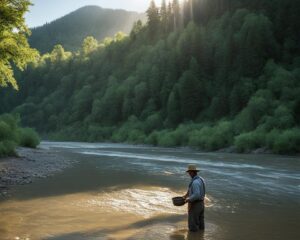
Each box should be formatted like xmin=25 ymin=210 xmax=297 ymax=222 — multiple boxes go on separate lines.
xmin=0 ymin=147 xmax=77 ymax=197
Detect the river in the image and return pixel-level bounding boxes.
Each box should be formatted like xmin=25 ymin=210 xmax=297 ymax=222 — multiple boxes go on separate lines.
xmin=0 ymin=141 xmax=299 ymax=240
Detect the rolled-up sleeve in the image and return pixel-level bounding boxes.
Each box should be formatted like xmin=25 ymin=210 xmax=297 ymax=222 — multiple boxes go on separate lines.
xmin=189 ymin=181 xmax=201 ymax=202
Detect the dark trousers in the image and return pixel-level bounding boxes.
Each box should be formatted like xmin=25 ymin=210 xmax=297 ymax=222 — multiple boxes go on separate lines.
xmin=188 ymin=201 xmax=205 ymax=232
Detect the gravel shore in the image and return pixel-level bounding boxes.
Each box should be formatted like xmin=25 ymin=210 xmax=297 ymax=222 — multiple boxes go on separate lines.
xmin=0 ymin=147 xmax=77 ymax=197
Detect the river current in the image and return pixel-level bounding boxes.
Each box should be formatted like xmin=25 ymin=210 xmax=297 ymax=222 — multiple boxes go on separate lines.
xmin=0 ymin=141 xmax=299 ymax=239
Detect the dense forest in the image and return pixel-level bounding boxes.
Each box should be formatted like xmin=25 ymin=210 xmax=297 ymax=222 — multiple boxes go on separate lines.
xmin=1 ymin=0 xmax=300 ymax=154
xmin=28 ymin=6 xmax=146 ymax=53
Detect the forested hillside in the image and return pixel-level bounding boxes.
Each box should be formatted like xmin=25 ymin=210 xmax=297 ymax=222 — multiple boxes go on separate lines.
xmin=28 ymin=6 xmax=146 ymax=53
xmin=1 ymin=0 xmax=300 ymax=154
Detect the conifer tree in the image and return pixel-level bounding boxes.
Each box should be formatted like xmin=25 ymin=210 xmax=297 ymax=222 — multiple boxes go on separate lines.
xmin=147 ymin=0 xmax=160 ymax=36
xmin=160 ymin=0 xmax=168 ymax=34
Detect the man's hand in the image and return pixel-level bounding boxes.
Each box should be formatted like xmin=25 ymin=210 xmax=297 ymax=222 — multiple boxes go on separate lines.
xmin=183 ymin=192 xmax=188 ymax=199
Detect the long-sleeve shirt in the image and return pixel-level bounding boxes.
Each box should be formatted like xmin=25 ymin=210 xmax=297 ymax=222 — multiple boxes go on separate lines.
xmin=188 ymin=175 xmax=206 ymax=202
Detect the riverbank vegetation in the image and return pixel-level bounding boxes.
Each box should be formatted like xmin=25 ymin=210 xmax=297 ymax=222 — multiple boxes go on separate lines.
xmin=0 ymin=0 xmax=299 ymax=154
xmin=0 ymin=114 xmax=40 ymax=157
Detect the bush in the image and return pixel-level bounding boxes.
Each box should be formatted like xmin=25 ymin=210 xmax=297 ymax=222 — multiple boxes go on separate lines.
xmin=0 ymin=140 xmax=16 ymax=157
xmin=144 ymin=131 xmax=159 ymax=145
xmin=273 ymin=105 xmax=295 ymax=129
xmin=127 ymin=129 xmax=146 ymax=143
xmin=0 ymin=121 xmax=13 ymax=141
xmin=234 ymin=130 xmax=265 ymax=152
xmin=157 ymin=131 xmax=180 ymax=147
xmin=189 ymin=121 xmax=233 ymax=150
xmin=111 ymin=127 xmax=130 ymax=142
xmin=271 ymin=128 xmax=300 ymax=154
xmin=87 ymin=126 xmax=114 ymax=142
xmin=17 ymin=128 xmax=40 ymax=148
xmin=0 ymin=114 xmax=18 ymax=132
xmin=144 ymin=113 xmax=163 ymax=133
xmin=156 ymin=124 xmax=194 ymax=147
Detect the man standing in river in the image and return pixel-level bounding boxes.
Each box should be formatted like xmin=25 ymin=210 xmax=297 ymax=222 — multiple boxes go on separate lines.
xmin=183 ymin=164 xmax=206 ymax=232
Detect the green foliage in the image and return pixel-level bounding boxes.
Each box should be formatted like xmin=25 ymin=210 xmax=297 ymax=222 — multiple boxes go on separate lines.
xmin=87 ymin=126 xmax=115 ymax=142
xmin=269 ymin=128 xmax=300 ymax=154
xmin=81 ymin=36 xmax=98 ymax=55
xmin=157 ymin=131 xmax=180 ymax=147
xmin=147 ymin=0 xmax=160 ymax=37
xmin=0 ymin=114 xmax=40 ymax=157
xmin=234 ymin=131 xmax=266 ymax=153
xmin=0 ymin=114 xmax=18 ymax=141
xmin=144 ymin=131 xmax=159 ymax=145
xmin=167 ymin=86 xmax=182 ymax=127
xmin=0 ymin=140 xmax=16 ymax=157
xmin=189 ymin=121 xmax=234 ymax=151
xmin=127 ymin=129 xmax=146 ymax=144
xmin=144 ymin=113 xmax=163 ymax=133
xmin=179 ymin=70 xmax=203 ymax=120
xmin=235 ymin=128 xmax=300 ymax=154
xmin=17 ymin=128 xmax=40 ymax=148
xmin=0 ymin=0 xmax=38 ymax=89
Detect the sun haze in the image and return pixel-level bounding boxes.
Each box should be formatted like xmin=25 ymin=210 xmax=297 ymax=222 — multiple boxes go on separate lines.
xmin=26 ymin=0 xmax=163 ymax=28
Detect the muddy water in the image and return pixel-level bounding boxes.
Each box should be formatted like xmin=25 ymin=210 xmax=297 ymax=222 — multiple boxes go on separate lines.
xmin=0 ymin=142 xmax=299 ymax=240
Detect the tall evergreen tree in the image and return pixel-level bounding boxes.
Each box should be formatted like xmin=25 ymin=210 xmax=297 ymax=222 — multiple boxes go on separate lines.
xmin=160 ymin=0 xmax=168 ymax=34
xmin=147 ymin=0 xmax=160 ymax=37
xmin=172 ymin=0 xmax=181 ymax=30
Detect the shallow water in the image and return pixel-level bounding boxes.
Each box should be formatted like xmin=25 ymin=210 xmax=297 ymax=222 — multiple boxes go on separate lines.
xmin=0 ymin=141 xmax=299 ymax=240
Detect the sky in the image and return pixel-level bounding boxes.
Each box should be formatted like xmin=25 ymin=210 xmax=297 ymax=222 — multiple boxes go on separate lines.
xmin=25 ymin=0 xmax=163 ymax=28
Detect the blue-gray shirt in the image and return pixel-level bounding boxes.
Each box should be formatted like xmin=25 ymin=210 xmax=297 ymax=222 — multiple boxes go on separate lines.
xmin=188 ymin=175 xmax=206 ymax=202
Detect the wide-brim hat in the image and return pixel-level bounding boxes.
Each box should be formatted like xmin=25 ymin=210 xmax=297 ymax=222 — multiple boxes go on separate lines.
xmin=186 ymin=164 xmax=199 ymax=172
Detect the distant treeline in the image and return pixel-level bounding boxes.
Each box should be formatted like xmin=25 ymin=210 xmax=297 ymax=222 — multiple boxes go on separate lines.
xmin=1 ymin=0 xmax=300 ymax=154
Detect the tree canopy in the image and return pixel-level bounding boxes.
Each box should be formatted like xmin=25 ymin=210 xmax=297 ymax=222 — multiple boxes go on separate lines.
xmin=0 ymin=0 xmax=38 ymax=90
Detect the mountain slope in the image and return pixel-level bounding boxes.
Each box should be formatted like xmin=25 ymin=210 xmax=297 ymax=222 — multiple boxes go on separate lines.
xmin=29 ymin=5 xmax=145 ymax=53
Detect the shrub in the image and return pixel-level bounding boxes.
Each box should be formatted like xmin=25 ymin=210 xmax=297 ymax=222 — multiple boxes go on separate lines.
xmin=111 ymin=127 xmax=129 ymax=142
xmin=0 ymin=121 xmax=13 ymax=141
xmin=144 ymin=113 xmax=163 ymax=133
xmin=188 ymin=126 xmax=213 ymax=150
xmin=233 ymin=108 xmax=255 ymax=134
xmin=17 ymin=128 xmax=40 ymax=148
xmin=0 ymin=140 xmax=16 ymax=157
xmin=144 ymin=131 xmax=159 ymax=145
xmin=272 ymin=128 xmax=300 ymax=154
xmin=234 ymin=130 xmax=266 ymax=152
xmin=127 ymin=129 xmax=146 ymax=144
xmin=189 ymin=121 xmax=233 ymax=150
xmin=87 ymin=126 xmax=114 ymax=142
xmin=273 ymin=105 xmax=295 ymax=129
xmin=0 ymin=114 xmax=18 ymax=132
xmin=157 ymin=131 xmax=180 ymax=147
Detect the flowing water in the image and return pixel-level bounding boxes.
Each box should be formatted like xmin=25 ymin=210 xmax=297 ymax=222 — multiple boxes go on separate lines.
xmin=0 ymin=142 xmax=299 ymax=240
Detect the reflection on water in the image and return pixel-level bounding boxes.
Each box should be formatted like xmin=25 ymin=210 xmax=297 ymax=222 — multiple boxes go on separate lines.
xmin=80 ymin=187 xmax=185 ymax=218
xmin=0 ymin=187 xmax=215 ymax=240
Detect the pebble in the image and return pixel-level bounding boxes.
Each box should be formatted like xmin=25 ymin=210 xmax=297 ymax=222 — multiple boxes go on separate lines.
xmin=0 ymin=147 xmax=77 ymax=195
